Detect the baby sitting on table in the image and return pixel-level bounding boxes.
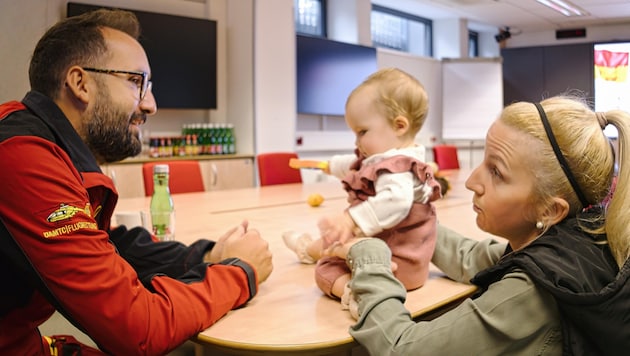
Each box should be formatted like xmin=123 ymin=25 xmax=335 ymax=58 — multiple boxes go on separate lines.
xmin=283 ymin=68 xmax=442 ymax=315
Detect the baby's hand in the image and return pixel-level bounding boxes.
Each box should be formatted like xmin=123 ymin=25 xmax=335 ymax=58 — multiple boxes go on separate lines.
xmin=318 ymin=212 xmax=356 ymax=249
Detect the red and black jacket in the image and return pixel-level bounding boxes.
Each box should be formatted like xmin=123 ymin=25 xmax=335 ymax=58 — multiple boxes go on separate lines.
xmin=0 ymin=91 xmax=257 ymax=355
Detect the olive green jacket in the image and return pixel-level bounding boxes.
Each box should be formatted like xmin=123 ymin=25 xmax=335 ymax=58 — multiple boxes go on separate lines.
xmin=348 ymin=225 xmax=562 ymax=355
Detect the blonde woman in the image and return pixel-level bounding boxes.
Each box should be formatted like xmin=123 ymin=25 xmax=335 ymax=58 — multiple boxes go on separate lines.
xmin=333 ymin=96 xmax=630 ymax=355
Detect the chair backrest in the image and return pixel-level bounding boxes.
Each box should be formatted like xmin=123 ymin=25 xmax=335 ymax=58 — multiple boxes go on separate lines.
xmin=142 ymin=160 xmax=205 ymax=196
xmin=432 ymin=145 xmax=460 ymax=170
xmin=257 ymin=152 xmax=303 ymax=186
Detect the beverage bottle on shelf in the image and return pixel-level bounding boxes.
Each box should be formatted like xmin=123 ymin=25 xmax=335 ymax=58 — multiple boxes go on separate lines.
xmin=149 ymin=137 xmax=160 ymax=158
xmin=227 ymin=123 xmax=236 ymax=154
xmin=209 ymin=123 xmax=218 ymax=155
xmin=191 ymin=133 xmax=199 ymax=155
xmin=201 ymin=123 xmax=212 ymax=155
xmin=177 ymin=136 xmax=186 ymax=156
xmin=150 ymin=164 xmax=175 ymax=241
xmin=185 ymin=134 xmax=194 ymax=155
xmin=158 ymin=137 xmax=166 ymax=157
xmin=193 ymin=123 xmax=202 ymax=155
xmin=214 ymin=124 xmax=223 ymax=155
xmin=221 ymin=124 xmax=230 ymax=154
xmin=197 ymin=124 xmax=205 ymax=155
xmin=165 ymin=137 xmax=173 ymax=157
xmin=209 ymin=123 xmax=216 ymax=155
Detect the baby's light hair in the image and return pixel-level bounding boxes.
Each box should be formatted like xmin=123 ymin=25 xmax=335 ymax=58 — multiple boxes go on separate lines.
xmin=347 ymin=68 xmax=429 ymax=137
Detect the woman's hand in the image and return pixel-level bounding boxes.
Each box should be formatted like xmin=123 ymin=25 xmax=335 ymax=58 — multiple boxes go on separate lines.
xmin=324 ymin=238 xmax=398 ymax=272
xmin=324 ymin=237 xmax=368 ymax=260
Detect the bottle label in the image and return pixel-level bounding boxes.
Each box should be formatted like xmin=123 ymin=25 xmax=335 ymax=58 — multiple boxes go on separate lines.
xmin=151 ymin=211 xmax=175 ymax=241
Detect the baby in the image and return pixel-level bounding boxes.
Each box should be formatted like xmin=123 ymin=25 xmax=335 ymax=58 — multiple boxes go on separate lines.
xmin=284 ymin=68 xmax=441 ymax=312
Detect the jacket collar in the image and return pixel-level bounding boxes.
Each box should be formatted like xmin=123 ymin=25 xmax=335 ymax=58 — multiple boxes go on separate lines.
xmin=22 ymin=91 xmax=101 ymax=174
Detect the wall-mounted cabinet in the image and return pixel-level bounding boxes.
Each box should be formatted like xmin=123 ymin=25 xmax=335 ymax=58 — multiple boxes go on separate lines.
xmin=502 ymin=43 xmax=594 ymax=105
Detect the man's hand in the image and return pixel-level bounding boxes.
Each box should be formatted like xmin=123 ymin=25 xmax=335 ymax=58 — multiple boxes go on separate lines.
xmin=205 ymin=220 xmax=273 ymax=283
xmin=205 ymin=221 xmax=249 ymax=264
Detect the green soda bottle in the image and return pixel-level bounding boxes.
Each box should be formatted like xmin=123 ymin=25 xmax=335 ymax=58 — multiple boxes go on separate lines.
xmin=227 ymin=123 xmax=236 ymax=154
xmin=150 ymin=164 xmax=175 ymax=241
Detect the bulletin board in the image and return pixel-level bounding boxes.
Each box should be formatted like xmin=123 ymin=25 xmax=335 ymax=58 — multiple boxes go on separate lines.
xmin=442 ymin=57 xmax=503 ymax=140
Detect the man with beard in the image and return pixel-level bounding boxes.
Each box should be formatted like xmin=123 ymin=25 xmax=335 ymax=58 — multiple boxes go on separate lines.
xmin=0 ymin=8 xmax=273 ymax=355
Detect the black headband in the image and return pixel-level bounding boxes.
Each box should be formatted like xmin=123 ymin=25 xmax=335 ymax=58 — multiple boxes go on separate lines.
xmin=534 ymin=103 xmax=589 ymax=208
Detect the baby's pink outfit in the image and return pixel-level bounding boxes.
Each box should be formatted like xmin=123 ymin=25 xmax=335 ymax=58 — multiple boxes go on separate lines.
xmin=315 ymin=154 xmax=441 ymax=296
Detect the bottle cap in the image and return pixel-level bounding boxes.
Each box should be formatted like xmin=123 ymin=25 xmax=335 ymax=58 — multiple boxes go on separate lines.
xmin=154 ymin=164 xmax=169 ymax=174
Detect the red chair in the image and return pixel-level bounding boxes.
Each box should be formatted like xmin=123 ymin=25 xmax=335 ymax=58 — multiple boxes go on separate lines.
xmin=256 ymin=152 xmax=303 ymax=186
xmin=142 ymin=160 xmax=205 ymax=196
xmin=432 ymin=145 xmax=460 ymax=170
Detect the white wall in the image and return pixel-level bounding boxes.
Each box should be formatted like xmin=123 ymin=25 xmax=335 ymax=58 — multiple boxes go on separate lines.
xmin=433 ymin=18 xmax=469 ymax=59
xmin=253 ymin=0 xmax=297 ymax=154
xmin=226 ymin=0 xmax=255 ymax=157
xmin=1 ymin=0 xmax=50 ymax=104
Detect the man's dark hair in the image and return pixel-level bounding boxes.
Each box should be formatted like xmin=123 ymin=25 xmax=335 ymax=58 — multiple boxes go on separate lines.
xmin=29 ymin=9 xmax=141 ymax=99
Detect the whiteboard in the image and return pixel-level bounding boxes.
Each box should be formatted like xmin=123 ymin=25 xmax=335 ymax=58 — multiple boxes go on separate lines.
xmin=442 ymin=57 xmax=503 ymax=140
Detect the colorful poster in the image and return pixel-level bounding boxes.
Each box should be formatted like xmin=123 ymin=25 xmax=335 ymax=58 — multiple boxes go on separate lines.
xmin=594 ymin=49 xmax=628 ymax=82
xmin=594 ymin=42 xmax=630 ymax=138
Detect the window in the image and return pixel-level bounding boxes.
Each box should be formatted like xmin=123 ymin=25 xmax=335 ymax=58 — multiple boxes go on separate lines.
xmin=295 ymin=0 xmax=326 ymax=37
xmin=469 ymin=31 xmax=479 ymax=57
xmin=371 ymin=9 xmax=408 ymax=51
xmin=371 ymin=5 xmax=432 ymax=57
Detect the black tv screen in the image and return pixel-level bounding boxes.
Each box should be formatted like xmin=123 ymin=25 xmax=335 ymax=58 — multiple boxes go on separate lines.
xmin=67 ymin=3 xmax=217 ymax=109
xmin=297 ymin=35 xmax=377 ymax=116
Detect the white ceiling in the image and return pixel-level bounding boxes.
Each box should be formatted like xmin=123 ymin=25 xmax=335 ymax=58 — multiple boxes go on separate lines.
xmin=374 ymin=0 xmax=630 ymax=33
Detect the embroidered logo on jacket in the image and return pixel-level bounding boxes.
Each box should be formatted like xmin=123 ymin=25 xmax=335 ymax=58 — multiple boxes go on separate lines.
xmin=46 ymin=203 xmax=91 ymax=223
xmin=43 ymin=203 xmax=97 ymax=238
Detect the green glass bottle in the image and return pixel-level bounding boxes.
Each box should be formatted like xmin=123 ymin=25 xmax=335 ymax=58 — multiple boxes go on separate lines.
xmin=226 ymin=123 xmax=236 ymax=154
xmin=150 ymin=164 xmax=175 ymax=241
xmin=209 ymin=123 xmax=218 ymax=155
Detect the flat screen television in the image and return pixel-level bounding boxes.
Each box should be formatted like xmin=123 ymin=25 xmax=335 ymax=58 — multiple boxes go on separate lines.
xmin=593 ymin=41 xmax=630 ymax=138
xmin=67 ymin=2 xmax=217 ymax=109
xmin=296 ymin=35 xmax=377 ymax=116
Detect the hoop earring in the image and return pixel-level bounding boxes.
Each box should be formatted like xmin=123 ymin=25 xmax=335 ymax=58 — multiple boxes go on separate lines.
xmin=536 ymin=221 xmax=544 ymax=229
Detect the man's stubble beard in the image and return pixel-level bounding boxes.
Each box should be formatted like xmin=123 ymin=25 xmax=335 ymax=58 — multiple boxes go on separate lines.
xmin=85 ymin=88 xmax=143 ymax=164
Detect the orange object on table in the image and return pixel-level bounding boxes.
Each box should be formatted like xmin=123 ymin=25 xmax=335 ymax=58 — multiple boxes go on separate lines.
xmin=289 ymin=158 xmax=329 ymax=171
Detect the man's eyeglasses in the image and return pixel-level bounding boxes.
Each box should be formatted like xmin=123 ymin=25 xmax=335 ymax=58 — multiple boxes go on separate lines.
xmin=83 ymin=67 xmax=152 ymax=101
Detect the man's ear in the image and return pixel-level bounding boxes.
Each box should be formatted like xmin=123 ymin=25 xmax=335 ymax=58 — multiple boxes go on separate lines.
xmin=542 ymin=197 xmax=570 ymax=226
xmin=64 ymin=66 xmax=90 ymax=104
xmin=393 ymin=115 xmax=410 ymax=136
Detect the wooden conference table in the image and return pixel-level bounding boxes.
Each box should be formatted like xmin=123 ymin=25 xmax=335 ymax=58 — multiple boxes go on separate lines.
xmin=114 ymin=169 xmax=497 ymax=355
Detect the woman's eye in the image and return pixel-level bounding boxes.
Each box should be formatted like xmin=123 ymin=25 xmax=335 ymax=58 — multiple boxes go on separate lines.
xmin=491 ymin=167 xmax=502 ymax=178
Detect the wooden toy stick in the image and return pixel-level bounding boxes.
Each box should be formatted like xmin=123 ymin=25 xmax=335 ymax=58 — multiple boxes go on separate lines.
xmin=289 ymin=158 xmax=329 ymax=171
